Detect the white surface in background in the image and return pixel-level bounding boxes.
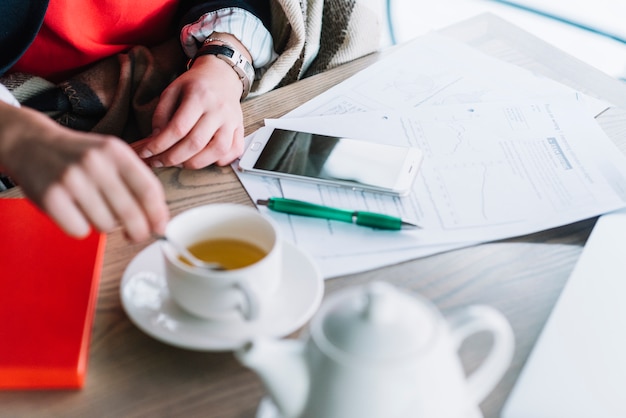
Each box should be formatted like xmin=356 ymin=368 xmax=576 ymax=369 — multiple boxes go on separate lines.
xmin=501 ymin=208 xmax=626 ymax=418
xmin=388 ymin=0 xmax=626 ymax=80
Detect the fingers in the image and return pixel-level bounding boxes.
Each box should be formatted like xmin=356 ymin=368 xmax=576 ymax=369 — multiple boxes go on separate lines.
xmin=150 ymin=113 xmax=244 ymax=168
xmin=1 ymin=104 xmax=168 ymax=243
xmin=145 ymin=117 xmax=243 ymax=168
xmin=151 ymin=83 xmax=182 ymax=135
xmin=197 ymin=125 xmax=244 ymax=167
xmin=142 ymin=86 xmax=203 ymax=164
xmin=140 ymin=67 xmax=245 ymax=169
xmin=98 ymin=140 xmax=169 ymax=241
xmin=116 ymin=146 xmax=169 ymax=237
xmin=43 ymin=185 xmax=92 ymax=238
xmin=39 ymin=138 xmax=169 ymax=242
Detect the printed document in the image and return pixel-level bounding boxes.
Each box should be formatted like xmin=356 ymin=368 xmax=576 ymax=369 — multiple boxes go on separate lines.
xmin=235 ymin=33 xmax=626 ymax=278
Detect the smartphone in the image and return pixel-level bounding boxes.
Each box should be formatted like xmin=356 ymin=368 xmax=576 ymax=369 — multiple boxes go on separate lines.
xmin=238 ymin=128 xmax=423 ymax=196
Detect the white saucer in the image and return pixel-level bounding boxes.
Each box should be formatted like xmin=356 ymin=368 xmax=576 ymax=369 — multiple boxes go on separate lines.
xmin=120 ymin=241 xmax=324 ymax=351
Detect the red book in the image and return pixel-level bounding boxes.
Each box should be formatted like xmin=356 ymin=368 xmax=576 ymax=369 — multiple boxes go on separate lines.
xmin=0 ymin=198 xmax=106 ymax=389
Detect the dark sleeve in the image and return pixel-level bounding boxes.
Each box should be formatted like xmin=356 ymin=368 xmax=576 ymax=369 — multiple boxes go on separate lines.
xmin=0 ymin=0 xmax=49 ymax=75
xmin=177 ymin=0 xmax=271 ymax=31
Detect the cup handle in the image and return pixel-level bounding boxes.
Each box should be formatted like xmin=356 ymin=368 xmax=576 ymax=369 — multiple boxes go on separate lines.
xmin=447 ymin=305 xmax=515 ymax=404
xmin=235 ymin=281 xmax=260 ymax=321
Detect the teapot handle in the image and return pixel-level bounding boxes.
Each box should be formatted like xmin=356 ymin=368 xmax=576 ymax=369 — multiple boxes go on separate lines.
xmin=447 ymin=305 xmax=515 ymax=404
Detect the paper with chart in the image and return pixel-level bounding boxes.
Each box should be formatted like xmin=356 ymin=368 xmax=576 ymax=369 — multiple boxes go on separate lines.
xmin=281 ymin=32 xmax=609 ymax=119
xmin=235 ymin=32 xmax=626 ymax=278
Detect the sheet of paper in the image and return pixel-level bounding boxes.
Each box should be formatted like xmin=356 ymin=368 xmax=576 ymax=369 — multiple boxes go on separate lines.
xmin=238 ymin=99 xmax=626 ymax=277
xmin=266 ymin=99 xmax=626 ymax=244
xmin=280 ymin=32 xmax=609 ymax=119
xmin=235 ymin=32 xmax=623 ymax=278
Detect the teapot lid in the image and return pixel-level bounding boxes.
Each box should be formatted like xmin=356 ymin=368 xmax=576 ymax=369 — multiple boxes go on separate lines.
xmin=315 ymin=282 xmax=439 ymax=361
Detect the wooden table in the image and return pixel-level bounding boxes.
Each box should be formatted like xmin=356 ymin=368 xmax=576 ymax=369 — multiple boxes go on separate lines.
xmin=3 ymin=14 xmax=626 ymax=417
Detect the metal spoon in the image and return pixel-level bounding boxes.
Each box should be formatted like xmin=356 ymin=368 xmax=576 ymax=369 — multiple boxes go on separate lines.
xmin=154 ymin=234 xmax=224 ymax=270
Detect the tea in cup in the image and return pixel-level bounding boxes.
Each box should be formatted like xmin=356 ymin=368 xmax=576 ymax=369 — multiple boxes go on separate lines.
xmin=161 ymin=204 xmax=282 ymax=321
xmin=183 ymin=237 xmax=267 ymax=270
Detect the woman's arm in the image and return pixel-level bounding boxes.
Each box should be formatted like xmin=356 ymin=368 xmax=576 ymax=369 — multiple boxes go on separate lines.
xmin=137 ymin=0 xmax=275 ymax=168
xmin=0 ymin=100 xmax=169 ymax=241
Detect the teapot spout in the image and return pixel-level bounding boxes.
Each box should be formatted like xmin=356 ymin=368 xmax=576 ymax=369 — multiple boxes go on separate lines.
xmin=235 ymin=338 xmax=309 ymax=418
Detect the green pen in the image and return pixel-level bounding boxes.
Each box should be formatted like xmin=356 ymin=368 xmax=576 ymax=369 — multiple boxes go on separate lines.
xmin=256 ymin=198 xmax=420 ymax=231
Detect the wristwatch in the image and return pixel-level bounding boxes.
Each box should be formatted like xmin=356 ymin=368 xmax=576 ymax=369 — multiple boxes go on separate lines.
xmin=187 ymin=44 xmax=255 ymax=100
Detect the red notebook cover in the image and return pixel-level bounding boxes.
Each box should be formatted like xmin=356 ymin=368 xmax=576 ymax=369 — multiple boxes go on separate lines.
xmin=0 ymin=198 xmax=106 ymax=389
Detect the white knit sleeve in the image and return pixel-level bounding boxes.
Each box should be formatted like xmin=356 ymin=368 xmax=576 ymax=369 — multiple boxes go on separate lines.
xmin=180 ymin=7 xmax=276 ymax=70
xmin=0 ymin=84 xmax=19 ymax=107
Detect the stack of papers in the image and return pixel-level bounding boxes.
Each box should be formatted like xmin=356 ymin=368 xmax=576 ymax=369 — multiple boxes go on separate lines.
xmin=236 ymin=32 xmax=626 ymax=279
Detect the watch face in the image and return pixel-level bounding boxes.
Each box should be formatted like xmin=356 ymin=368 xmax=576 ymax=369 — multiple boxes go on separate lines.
xmin=220 ymin=46 xmax=235 ymax=59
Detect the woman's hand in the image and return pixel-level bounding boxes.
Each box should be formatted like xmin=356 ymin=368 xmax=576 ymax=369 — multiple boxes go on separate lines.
xmin=140 ymin=36 xmax=250 ymax=169
xmin=0 ymin=102 xmax=169 ymax=242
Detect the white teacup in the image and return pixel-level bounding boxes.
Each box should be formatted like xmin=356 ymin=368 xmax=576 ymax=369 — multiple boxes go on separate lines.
xmin=161 ymin=204 xmax=282 ymax=322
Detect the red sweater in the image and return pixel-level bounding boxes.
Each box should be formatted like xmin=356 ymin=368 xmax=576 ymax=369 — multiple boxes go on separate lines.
xmin=11 ymin=0 xmax=178 ymax=81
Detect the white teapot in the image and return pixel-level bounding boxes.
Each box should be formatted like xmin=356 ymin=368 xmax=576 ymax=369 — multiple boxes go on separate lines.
xmin=235 ymin=281 xmax=514 ymax=418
